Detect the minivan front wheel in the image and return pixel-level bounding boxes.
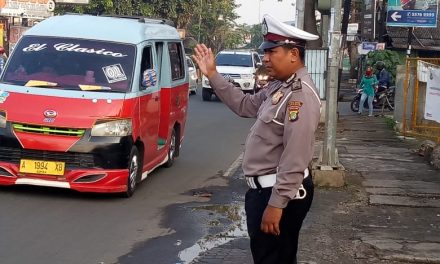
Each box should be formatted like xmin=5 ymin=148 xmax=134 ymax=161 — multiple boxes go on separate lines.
xmin=124 ymin=147 xmax=142 ymax=197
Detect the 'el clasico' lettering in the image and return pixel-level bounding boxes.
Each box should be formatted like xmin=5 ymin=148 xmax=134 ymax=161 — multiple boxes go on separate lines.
xmin=54 ymin=43 xmax=127 ymax=57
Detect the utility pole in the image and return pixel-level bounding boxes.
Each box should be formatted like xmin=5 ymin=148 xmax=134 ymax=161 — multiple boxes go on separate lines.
xmin=296 ymin=0 xmax=304 ymax=29
xmin=198 ymin=0 xmax=202 ymax=43
xmin=320 ymin=0 xmax=342 ymax=168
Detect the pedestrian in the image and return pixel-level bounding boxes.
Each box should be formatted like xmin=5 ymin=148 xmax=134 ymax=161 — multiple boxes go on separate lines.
xmin=358 ymin=66 xmax=378 ymax=117
xmin=193 ymin=14 xmax=321 ymax=264
xmin=0 ymin=46 xmax=7 ymax=73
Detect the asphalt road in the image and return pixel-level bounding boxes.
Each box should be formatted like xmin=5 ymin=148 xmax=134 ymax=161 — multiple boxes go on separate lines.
xmin=0 ymin=89 xmax=254 ymax=264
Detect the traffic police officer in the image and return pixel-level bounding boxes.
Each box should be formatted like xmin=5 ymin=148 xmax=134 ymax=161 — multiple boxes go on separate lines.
xmin=193 ymin=14 xmax=321 ymax=264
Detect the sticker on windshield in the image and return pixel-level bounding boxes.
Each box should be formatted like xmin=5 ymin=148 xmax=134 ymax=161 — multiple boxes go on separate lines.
xmin=102 ymin=64 xmax=127 ymax=83
xmin=0 ymin=91 xmax=9 ymax=104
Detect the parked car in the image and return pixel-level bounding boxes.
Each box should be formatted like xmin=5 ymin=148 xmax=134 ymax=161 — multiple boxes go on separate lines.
xmin=201 ymin=49 xmax=262 ymax=101
xmin=0 ymin=14 xmax=189 ymax=197
xmin=186 ymin=55 xmax=198 ymax=95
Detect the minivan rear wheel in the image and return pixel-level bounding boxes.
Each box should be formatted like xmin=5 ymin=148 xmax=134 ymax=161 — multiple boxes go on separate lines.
xmin=164 ymin=129 xmax=177 ymax=168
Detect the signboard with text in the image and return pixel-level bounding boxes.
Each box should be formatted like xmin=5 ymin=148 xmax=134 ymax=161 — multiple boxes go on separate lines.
xmin=362 ymin=42 xmax=378 ymax=51
xmin=387 ymin=0 xmax=438 ymax=27
xmin=0 ymin=0 xmax=55 ymax=19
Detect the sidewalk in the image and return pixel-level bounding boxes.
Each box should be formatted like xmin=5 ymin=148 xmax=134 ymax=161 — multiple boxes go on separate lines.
xmin=191 ymin=110 xmax=440 ymax=263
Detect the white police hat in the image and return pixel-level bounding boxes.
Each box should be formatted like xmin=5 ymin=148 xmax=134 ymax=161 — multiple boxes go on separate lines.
xmin=259 ymin=14 xmax=319 ymax=50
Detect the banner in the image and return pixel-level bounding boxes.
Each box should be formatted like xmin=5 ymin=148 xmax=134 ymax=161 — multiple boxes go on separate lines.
xmin=417 ymin=60 xmax=440 ymax=82
xmin=425 ymin=67 xmax=440 ymax=123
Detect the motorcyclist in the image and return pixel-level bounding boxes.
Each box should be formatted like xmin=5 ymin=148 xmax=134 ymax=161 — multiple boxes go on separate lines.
xmin=375 ymin=61 xmax=391 ymax=93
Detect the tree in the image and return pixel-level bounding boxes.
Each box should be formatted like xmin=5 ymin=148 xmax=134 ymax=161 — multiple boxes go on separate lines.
xmin=303 ymin=0 xmax=321 ymax=48
xmin=56 ymin=0 xmax=245 ymax=53
xmin=245 ymin=24 xmax=263 ymax=49
xmin=187 ymin=0 xmax=242 ymax=53
xmin=55 ymin=0 xmax=154 ymax=16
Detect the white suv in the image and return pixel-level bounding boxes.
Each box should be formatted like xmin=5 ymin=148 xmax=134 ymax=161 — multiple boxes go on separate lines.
xmin=202 ymin=49 xmax=262 ymax=101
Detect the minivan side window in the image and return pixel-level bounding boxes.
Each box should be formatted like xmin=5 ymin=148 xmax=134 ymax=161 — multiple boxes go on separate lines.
xmin=140 ymin=46 xmax=156 ymax=89
xmin=141 ymin=46 xmax=153 ymax=73
xmin=168 ymin=42 xmax=184 ymax=81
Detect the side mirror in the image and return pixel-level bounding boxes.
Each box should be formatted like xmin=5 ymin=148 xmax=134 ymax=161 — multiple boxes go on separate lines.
xmin=141 ymin=69 xmax=158 ymax=88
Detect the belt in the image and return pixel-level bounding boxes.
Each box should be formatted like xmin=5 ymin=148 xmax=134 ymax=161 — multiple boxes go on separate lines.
xmin=245 ymin=168 xmax=309 ymax=199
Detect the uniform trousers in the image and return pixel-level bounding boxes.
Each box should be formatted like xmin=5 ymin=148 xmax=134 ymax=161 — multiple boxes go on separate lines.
xmin=245 ymin=176 xmax=314 ymax=264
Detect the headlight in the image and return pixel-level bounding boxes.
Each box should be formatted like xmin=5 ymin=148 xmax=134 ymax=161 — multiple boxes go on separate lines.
xmin=91 ymin=119 xmax=132 ymax=137
xmin=241 ymin=74 xmax=253 ymax=80
xmin=0 ymin=111 xmax=6 ymax=128
xmin=258 ymin=75 xmax=269 ymax=81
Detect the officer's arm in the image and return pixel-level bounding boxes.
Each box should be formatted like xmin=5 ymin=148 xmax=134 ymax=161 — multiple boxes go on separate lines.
xmin=209 ymin=73 xmax=267 ymax=118
xmin=268 ymin=89 xmax=320 ymax=208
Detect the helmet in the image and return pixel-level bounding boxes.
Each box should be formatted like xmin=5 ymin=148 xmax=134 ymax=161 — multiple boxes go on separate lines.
xmin=375 ymin=61 xmax=385 ymax=70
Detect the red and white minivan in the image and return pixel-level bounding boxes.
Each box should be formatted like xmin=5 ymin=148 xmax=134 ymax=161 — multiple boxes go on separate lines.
xmin=0 ymin=14 xmax=189 ymax=196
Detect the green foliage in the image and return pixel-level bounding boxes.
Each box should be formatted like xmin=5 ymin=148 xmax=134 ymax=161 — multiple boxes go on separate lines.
xmin=244 ymin=24 xmax=263 ymax=49
xmin=55 ymin=0 xmax=244 ymax=54
xmin=55 ymin=0 xmax=156 ymax=16
xmin=366 ymin=50 xmax=405 ymax=82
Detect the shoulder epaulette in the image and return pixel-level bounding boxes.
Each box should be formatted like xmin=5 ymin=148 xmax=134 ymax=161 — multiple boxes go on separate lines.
xmin=291 ymin=78 xmax=302 ymax=91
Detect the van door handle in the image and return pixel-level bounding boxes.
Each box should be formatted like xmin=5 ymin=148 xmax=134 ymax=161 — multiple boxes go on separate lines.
xmin=154 ymin=95 xmax=159 ymax=101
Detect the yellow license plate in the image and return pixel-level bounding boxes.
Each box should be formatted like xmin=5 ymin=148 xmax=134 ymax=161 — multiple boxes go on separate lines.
xmin=19 ymin=159 xmax=65 ymax=176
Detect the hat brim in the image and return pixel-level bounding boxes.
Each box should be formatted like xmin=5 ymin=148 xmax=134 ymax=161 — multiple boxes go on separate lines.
xmin=258 ymin=41 xmax=284 ymax=50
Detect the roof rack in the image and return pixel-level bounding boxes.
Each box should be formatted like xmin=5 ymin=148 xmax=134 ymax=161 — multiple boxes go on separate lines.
xmin=61 ymin=13 xmax=175 ymax=27
xmin=99 ymin=14 xmax=175 ymax=27
xmin=138 ymin=17 xmax=175 ymax=27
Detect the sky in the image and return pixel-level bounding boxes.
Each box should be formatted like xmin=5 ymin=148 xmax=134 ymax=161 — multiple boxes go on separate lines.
xmin=234 ymin=0 xmax=297 ymax=25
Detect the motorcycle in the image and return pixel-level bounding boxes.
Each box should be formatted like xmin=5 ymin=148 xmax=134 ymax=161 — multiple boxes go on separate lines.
xmin=351 ymin=86 xmax=395 ymax=113
xmin=255 ymin=73 xmax=270 ymax=91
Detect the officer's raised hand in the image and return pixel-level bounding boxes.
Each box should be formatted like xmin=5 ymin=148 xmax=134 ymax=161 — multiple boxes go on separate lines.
xmin=192 ymin=44 xmax=217 ymax=79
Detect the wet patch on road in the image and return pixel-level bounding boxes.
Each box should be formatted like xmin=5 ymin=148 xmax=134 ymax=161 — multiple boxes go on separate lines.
xmin=116 ymin=166 xmax=249 ymax=264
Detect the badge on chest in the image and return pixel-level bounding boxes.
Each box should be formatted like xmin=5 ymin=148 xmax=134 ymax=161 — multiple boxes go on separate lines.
xmin=272 ymin=90 xmax=284 ymax=105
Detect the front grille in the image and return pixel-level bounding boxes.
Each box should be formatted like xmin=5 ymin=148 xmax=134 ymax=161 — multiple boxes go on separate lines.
xmin=13 ymin=123 xmax=85 ymax=137
xmin=0 ymin=147 xmax=96 ymax=169
xmin=221 ymin=73 xmax=241 ymax=79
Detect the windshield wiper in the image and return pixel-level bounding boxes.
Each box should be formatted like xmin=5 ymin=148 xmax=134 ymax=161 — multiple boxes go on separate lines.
xmin=25 ymin=80 xmax=60 ymax=88
xmin=217 ymin=64 xmax=240 ymax=66
xmin=78 ymin=85 xmax=123 ymax=93
xmin=218 ymin=64 xmax=251 ymax=67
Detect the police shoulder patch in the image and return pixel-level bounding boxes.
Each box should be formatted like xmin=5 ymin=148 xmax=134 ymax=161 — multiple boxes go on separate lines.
xmin=287 ymin=101 xmax=303 ymax=122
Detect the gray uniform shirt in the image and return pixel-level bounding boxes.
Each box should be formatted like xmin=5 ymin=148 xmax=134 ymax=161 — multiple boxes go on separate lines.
xmin=209 ymin=67 xmax=321 ymax=208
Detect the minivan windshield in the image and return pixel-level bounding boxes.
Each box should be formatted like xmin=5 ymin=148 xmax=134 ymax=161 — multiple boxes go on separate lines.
xmin=1 ymin=36 xmax=136 ymax=92
xmin=216 ymin=53 xmax=253 ymax=67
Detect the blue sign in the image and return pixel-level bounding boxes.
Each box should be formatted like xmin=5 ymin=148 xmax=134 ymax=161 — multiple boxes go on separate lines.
xmin=362 ymin=42 xmax=378 ymax=51
xmin=387 ymin=1 xmax=438 ymax=27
